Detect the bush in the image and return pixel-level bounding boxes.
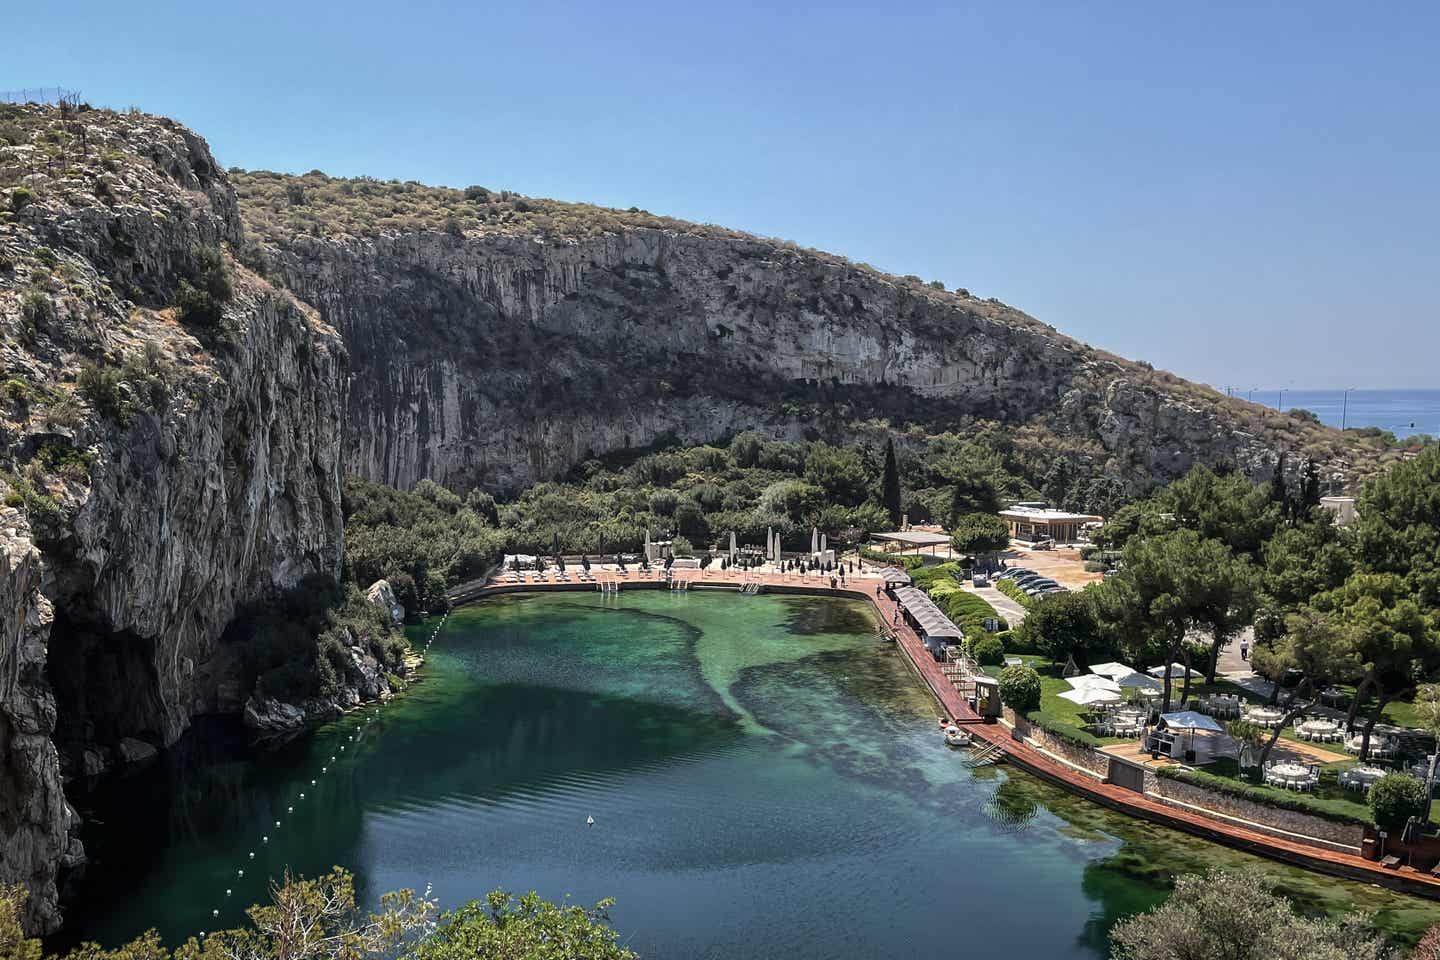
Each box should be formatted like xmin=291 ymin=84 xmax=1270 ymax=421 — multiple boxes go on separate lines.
xmin=174 ymin=281 xmax=224 ymax=327
xmin=77 ymin=362 xmax=125 ymax=420
xmin=21 ymin=291 xmax=53 ymax=328
xmin=1083 ymin=560 xmax=1108 ymax=572
xmin=996 ymin=578 xmax=1033 ymax=608
xmin=998 ymin=664 xmax=1041 ymax=711
xmin=1369 ymin=772 xmax=1427 ymax=828
xmin=1158 ymin=765 xmax=1367 ymax=826
xmin=971 ymin=635 xmax=1005 ymax=666
xmin=10 ymin=187 xmax=35 ymax=210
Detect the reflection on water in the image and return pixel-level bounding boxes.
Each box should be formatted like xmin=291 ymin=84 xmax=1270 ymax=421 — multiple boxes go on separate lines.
xmin=55 ymin=592 xmax=1440 ymax=957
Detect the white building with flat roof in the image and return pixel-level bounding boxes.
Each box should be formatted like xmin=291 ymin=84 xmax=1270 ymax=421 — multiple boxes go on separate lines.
xmin=998 ymin=507 xmax=1103 ymax=544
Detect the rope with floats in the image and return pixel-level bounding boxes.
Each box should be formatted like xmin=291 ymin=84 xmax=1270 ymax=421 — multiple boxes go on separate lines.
xmin=201 ymin=609 xmax=452 ymax=936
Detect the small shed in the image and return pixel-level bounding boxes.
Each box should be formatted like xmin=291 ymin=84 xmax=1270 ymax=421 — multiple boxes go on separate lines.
xmin=974 ymin=675 xmax=1002 ymax=719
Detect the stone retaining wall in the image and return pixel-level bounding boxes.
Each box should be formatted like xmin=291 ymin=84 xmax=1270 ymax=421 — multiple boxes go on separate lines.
xmin=1142 ymin=769 xmax=1366 ymax=852
xmin=1003 ymin=708 xmax=1111 ymax=778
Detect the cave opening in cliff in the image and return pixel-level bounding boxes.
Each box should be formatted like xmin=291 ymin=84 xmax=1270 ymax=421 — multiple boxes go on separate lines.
xmin=46 ymin=608 xmax=168 ymax=776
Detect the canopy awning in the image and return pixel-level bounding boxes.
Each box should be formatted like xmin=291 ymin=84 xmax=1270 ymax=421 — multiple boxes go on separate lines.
xmin=878 ymin=567 xmax=913 ymax=585
xmin=1113 ymin=671 xmax=1163 ymax=693
xmin=892 ymin=586 xmax=963 ymax=640
xmin=1160 ymin=711 xmax=1225 ymax=733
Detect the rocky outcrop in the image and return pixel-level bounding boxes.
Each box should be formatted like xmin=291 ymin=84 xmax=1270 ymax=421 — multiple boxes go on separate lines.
xmin=0 ymin=105 xmax=346 ymax=931
xmin=244 ymin=198 xmax=1386 ymax=495
xmin=365 ymin=578 xmax=404 ymax=623
xmin=0 ymin=512 xmax=80 ymax=935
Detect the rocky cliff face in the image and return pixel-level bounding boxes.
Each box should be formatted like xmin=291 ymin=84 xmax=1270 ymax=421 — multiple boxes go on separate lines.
xmin=0 ymin=105 xmax=345 ymax=931
xmin=236 ymin=175 xmax=1386 ymax=496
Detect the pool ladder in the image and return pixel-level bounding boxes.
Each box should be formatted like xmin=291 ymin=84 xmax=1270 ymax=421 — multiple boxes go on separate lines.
xmin=598 ymin=581 xmax=620 ymax=594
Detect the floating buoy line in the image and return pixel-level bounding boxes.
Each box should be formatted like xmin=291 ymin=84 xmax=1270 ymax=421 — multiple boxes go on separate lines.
xmin=200 ymin=609 xmax=452 ymax=937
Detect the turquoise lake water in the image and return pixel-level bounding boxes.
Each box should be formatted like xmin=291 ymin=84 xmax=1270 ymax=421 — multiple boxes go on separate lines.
xmin=56 ymin=592 xmax=1440 ymax=956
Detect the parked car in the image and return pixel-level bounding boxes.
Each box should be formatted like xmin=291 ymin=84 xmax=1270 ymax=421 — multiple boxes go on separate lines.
xmin=998 ymin=568 xmax=1032 ymax=581
xmin=972 ymin=573 xmax=990 ymax=587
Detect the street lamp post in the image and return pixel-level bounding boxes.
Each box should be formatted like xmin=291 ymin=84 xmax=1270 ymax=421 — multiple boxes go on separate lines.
xmin=1342 ymin=387 xmax=1354 ymax=430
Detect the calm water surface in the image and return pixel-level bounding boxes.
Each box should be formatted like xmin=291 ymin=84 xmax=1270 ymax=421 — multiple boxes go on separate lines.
xmin=58 ymin=592 xmax=1440 ymax=957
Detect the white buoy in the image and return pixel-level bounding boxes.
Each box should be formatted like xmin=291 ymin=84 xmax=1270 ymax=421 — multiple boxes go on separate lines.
xmin=237 ymin=869 xmax=244 ymax=878
xmin=287 ymin=806 xmax=293 ymax=813
xmin=262 ymin=836 xmax=269 ymax=844
xmin=212 ymin=910 xmax=219 ymax=918
xmin=586 ymin=814 xmax=595 ymax=827
xmin=226 ymin=889 xmax=232 ymax=896
xmin=300 ymin=793 xmax=306 ymax=799
xmin=275 ymin=820 xmax=281 ymax=828
xmin=311 ymin=779 xmax=316 ymax=785
xmin=248 ymin=851 xmax=255 ymax=859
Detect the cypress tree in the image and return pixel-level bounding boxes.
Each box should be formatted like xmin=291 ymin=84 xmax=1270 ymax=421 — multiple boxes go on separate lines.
xmin=1302 ymin=459 xmax=1321 ymax=510
xmin=881 ymin=437 xmax=902 ymax=525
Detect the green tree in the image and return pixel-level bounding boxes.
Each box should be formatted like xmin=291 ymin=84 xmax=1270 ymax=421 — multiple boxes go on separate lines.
xmin=1319 ymin=572 xmax=1440 ymax=759
xmin=1246 ymin=607 xmax=1360 ymax=766
xmin=948 ymin=513 xmax=1009 ymax=557
xmin=803 ymin=444 xmax=868 ymax=507
xmin=997 ymin=664 xmax=1041 ymax=711
xmin=1014 ymin=590 xmax=1103 ymax=668
xmin=409 ymin=891 xmax=636 ymax=960
xmin=1352 ymin=445 xmax=1440 ymax=606
xmin=1093 ymin=530 xmax=1245 ymax=710
xmin=0 ymin=884 xmax=41 ymax=960
xmin=1109 ymin=868 xmax=1391 ymax=960
xmin=880 ymin=437 xmax=902 ymax=525
xmin=1369 ymin=773 xmax=1427 ymax=830
xmin=1159 ymin=464 xmax=1279 ymax=559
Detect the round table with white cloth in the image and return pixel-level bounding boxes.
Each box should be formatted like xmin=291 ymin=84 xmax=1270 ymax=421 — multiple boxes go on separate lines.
xmin=1296 ymin=718 xmax=1341 ymax=740
xmin=1339 ymin=765 xmax=1387 ymax=790
xmin=1244 ymin=707 xmax=1286 ymax=727
xmin=1345 ymin=733 xmax=1393 ymax=755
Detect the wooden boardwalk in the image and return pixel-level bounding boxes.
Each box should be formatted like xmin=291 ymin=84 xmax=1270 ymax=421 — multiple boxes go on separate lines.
xmin=453 ymin=571 xmax=1440 ymax=899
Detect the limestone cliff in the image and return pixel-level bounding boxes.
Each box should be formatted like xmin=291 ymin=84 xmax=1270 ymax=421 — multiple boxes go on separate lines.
xmin=0 ymin=104 xmax=345 ymax=931
xmin=233 ymin=171 xmax=1392 ymax=496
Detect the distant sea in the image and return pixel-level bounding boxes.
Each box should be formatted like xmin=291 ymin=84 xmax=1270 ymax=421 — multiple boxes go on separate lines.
xmin=1236 ymin=389 xmax=1440 ymax=438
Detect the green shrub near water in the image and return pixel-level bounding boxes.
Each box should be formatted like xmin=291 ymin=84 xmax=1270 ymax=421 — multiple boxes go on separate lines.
xmin=1157 ymin=764 xmax=1369 ymax=826
xmin=998 ymin=663 xmax=1042 ymax=711
xmin=1369 ymin=772 xmax=1427 ymax=829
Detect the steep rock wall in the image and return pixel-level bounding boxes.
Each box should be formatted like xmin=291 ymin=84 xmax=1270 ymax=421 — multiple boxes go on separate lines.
xmin=256 ymin=224 xmax=1350 ymax=494
xmin=0 ymin=106 xmax=345 ymax=932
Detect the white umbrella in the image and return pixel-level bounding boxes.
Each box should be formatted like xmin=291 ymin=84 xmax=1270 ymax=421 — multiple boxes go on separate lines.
xmin=1148 ymin=663 xmax=1204 ymax=679
xmin=1113 ymin=671 xmax=1163 ymax=694
xmin=729 ymin=531 xmax=737 ymax=562
xmin=1060 ymin=687 xmax=1122 ymax=707
xmin=811 ymin=527 xmax=819 ymax=554
xmin=820 ymin=532 xmax=827 ymax=555
xmin=1068 ymin=674 xmax=1122 ymax=695
xmin=767 ymin=527 xmax=774 ymax=562
xmin=1089 ymin=662 xmax=1134 ymax=680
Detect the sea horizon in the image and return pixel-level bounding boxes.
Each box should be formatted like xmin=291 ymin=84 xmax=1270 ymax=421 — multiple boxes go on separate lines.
xmin=1215 ymin=387 xmax=1440 ymax=438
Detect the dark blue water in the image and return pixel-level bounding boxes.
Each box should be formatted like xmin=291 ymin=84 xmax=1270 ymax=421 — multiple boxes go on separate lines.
xmin=1246 ymin=388 xmax=1439 ymax=437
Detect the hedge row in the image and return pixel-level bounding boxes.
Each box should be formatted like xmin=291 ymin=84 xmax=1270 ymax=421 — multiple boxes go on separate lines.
xmin=1155 ymin=765 xmax=1368 ymax=826
xmin=860 ymin=548 xmax=924 ymax=571
xmin=1023 ymin=709 xmax=1105 ymax=749
xmin=996 ymin=579 xmax=1034 ymax=608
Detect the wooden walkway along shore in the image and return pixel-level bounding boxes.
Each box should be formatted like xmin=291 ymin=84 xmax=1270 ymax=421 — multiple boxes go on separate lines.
xmin=449 ymin=570 xmax=1440 ymax=900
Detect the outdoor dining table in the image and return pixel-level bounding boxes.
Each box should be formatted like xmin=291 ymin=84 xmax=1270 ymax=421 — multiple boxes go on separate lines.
xmin=1339 ymin=764 xmax=1387 ymax=790
xmin=1346 ymin=733 xmax=1393 ymax=755
xmin=1296 ymin=718 xmax=1341 ymax=741
xmin=1265 ymin=761 xmax=1313 ymax=788
xmin=1245 ymin=707 xmax=1286 ymax=728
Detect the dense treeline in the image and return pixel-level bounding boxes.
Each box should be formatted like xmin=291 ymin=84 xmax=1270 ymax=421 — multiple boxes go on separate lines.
xmin=1027 ymin=447 xmax=1440 ymax=768
xmin=339 ymin=429 xmax=1083 ymax=600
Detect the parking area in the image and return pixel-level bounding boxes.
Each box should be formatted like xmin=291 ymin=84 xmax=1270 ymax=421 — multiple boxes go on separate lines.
xmin=999 ymin=544 xmax=1101 ymax=590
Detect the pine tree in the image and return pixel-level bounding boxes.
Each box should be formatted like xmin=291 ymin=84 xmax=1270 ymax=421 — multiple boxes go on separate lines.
xmin=881 ymin=437 xmax=902 ymax=525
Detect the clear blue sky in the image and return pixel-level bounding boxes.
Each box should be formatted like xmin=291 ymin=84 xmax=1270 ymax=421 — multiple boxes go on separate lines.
xmin=8 ymin=1 xmax=1437 ymax=389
